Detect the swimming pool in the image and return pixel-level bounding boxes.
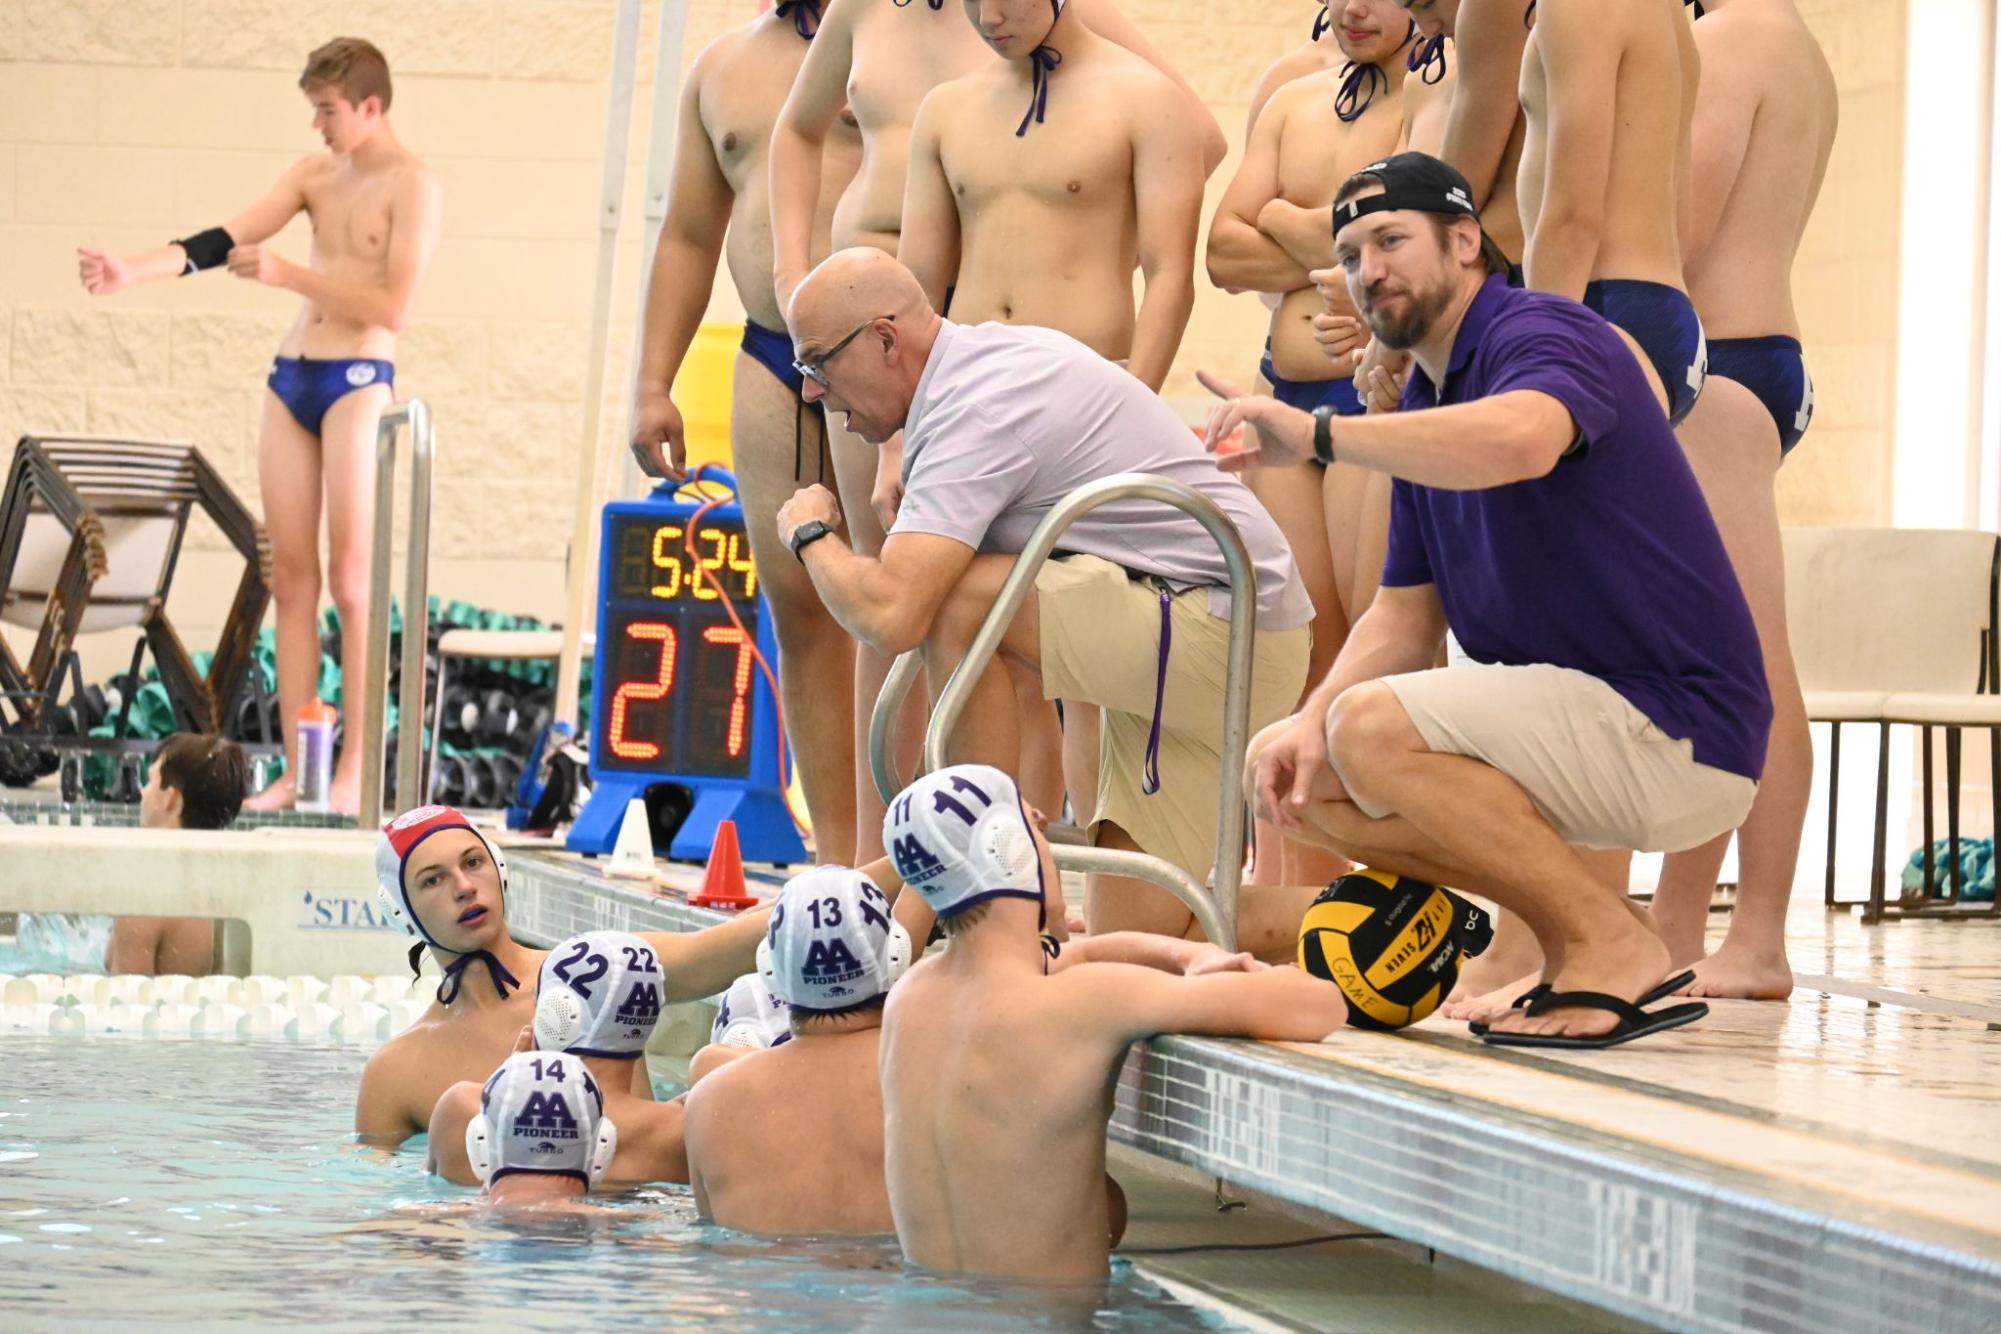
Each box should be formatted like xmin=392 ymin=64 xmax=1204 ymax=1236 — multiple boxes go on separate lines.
xmin=0 ymin=1036 xmax=1238 ymax=1329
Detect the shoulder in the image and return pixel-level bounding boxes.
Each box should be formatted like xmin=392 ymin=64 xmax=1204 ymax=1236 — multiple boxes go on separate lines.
xmin=691 ymin=26 xmax=750 ymax=83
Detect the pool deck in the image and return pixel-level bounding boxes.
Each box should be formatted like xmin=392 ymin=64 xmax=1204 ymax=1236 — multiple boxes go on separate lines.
xmin=508 ymin=846 xmax=2001 ymax=1334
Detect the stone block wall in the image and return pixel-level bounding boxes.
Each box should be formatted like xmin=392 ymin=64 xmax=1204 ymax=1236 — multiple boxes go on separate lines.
xmin=0 ymin=0 xmax=1905 ymax=658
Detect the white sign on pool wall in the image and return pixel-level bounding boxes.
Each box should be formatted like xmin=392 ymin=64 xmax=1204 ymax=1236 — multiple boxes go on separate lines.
xmin=0 ymin=824 xmax=409 ymax=977
xmin=300 ymin=891 xmax=401 ymax=932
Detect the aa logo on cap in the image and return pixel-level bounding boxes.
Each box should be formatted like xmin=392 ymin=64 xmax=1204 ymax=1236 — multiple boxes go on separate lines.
xmin=516 ymin=1091 xmax=579 ymax=1136
xmin=617 ymin=980 xmax=661 ymax=1025
xmin=890 ymin=834 xmax=944 ymax=883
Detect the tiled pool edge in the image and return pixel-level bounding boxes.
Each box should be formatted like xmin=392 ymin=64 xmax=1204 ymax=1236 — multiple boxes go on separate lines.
xmin=512 ymin=852 xmax=2001 ymax=1334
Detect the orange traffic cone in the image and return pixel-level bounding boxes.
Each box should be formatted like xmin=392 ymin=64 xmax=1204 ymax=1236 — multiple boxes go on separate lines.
xmin=689 ymin=820 xmax=757 ymax=910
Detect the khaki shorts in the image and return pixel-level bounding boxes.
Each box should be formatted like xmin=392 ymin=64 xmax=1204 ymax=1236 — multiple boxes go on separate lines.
xmin=1037 ymin=555 xmax=1310 ymax=882
xmin=1365 ymin=662 xmax=1757 ymax=853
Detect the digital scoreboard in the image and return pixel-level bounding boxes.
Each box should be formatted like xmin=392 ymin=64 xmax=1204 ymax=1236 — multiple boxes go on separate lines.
xmin=565 ymin=470 xmax=806 ymax=864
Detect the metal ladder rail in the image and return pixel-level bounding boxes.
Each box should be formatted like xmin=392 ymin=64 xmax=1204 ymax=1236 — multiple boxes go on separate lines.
xmin=872 ymin=473 xmax=1258 ymax=952
xmin=358 ymin=400 xmax=436 ymax=822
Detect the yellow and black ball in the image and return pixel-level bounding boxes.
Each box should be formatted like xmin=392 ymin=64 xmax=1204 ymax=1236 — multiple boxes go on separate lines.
xmin=1298 ymin=869 xmax=1494 ymax=1031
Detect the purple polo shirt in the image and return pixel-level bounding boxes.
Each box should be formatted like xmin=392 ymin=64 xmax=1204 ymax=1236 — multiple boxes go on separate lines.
xmin=1380 ymin=275 xmax=1771 ymax=781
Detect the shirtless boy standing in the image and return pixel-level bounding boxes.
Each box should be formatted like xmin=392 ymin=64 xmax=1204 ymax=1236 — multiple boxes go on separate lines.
xmin=78 ymin=39 xmax=442 ymax=814
xmin=880 ymin=765 xmax=1348 ymax=1283
xmin=1647 ymin=0 xmax=1836 ymax=1000
xmin=768 ymin=0 xmax=1220 ymax=859
xmin=899 ymin=0 xmax=1208 ymax=392
xmin=627 ymin=3 xmax=865 ymax=861
xmin=1208 ymin=0 xmax=1414 ymax=885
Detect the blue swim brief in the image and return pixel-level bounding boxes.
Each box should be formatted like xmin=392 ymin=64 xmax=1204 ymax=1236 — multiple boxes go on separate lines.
xmin=741 ymin=319 xmax=806 ymax=396
xmin=1580 ymin=278 xmax=1707 ymax=427
xmin=267 ymin=356 xmax=394 ymax=436
xmin=1707 ymin=334 xmax=1813 ymax=456
xmin=741 ymin=318 xmax=830 ymax=484
xmin=1260 ymin=343 xmax=1363 ymax=429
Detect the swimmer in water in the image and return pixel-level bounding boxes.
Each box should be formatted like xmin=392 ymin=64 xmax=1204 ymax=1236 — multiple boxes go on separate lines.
xmin=683 ymin=865 xmax=911 ymax=1236
xmin=463 ymin=1051 xmax=620 ymax=1210
xmin=428 ymin=929 xmax=692 ymax=1187
xmin=103 ymin=733 xmax=249 ymax=975
xmin=354 ymin=806 xmax=770 ymax=1145
xmin=879 ymin=764 xmax=1350 ymax=1284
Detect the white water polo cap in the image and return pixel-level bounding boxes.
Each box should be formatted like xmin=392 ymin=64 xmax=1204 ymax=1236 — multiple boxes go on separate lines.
xmin=883 ymin=765 xmax=1044 ymax=921
xmin=756 ymin=866 xmax=912 ymax=1013
xmin=466 ymin=1052 xmax=618 ymax=1189
xmin=374 ymin=805 xmax=510 ymax=948
xmin=711 ymin=971 xmax=793 ymax=1050
xmin=533 ymin=930 xmax=665 ymax=1059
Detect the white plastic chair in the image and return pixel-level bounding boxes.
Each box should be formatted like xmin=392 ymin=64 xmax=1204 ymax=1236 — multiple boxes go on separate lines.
xmin=1783 ymin=527 xmax=2000 ymax=920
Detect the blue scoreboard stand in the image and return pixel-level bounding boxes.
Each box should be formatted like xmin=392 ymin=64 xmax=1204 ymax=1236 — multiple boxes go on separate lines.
xmin=566 ymin=470 xmax=807 ymax=865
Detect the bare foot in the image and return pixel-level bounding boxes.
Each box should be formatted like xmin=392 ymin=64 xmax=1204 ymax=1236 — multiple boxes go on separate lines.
xmin=1439 ymin=968 xmax=1542 ymax=1024
xmin=1676 ymin=939 xmax=1793 ymax=1000
xmin=242 ymin=773 xmax=296 ymax=812
xmin=1444 ymin=908 xmax=1543 ymax=1006
xmin=1485 ymin=923 xmax=1673 ymax=1041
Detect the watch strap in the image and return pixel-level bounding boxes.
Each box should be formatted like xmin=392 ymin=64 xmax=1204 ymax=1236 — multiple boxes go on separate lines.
xmin=1312 ymin=404 xmax=1337 ymax=465
xmin=790 ymin=520 xmax=833 ymax=561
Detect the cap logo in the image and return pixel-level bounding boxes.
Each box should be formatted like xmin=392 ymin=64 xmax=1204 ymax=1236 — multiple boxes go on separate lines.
xmin=616 ymin=980 xmax=661 ymax=1025
xmin=515 ymin=1091 xmax=579 ymax=1137
xmin=802 ymin=937 xmax=865 ymax=982
xmin=1446 ymin=186 xmax=1470 ymax=208
xmin=389 ymin=804 xmax=450 ymax=831
xmin=891 ymin=833 xmax=945 ymax=883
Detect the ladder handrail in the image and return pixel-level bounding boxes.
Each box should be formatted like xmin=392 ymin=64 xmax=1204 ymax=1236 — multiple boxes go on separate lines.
xmin=359 ymin=400 xmax=435 ymax=822
xmin=895 ymin=472 xmax=1259 ymax=952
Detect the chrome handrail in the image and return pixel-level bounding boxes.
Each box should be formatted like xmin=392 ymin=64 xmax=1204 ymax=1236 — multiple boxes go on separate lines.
xmin=869 ymin=649 xmax=925 ymax=809
xmin=359 ymin=400 xmax=434 ymax=822
xmin=909 ymin=472 xmax=1259 ymax=952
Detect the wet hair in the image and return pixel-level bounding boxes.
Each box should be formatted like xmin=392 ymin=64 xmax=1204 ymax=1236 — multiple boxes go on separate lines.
xmin=936 ymin=901 xmax=995 ymax=937
xmin=788 ymin=994 xmax=888 ymax=1032
xmin=1334 ymin=172 xmax=1511 ymax=278
xmin=152 ymin=733 xmax=249 ymax=830
xmin=300 ymin=37 xmax=393 ymax=111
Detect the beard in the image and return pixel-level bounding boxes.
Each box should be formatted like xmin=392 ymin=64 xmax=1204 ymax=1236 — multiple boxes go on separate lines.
xmin=1363 ymin=274 xmax=1454 ymax=351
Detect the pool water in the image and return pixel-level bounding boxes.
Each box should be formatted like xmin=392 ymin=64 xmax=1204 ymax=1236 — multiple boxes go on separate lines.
xmin=2 ymin=914 xmax=111 ymax=974
xmin=0 ymin=1037 xmax=1237 ymax=1330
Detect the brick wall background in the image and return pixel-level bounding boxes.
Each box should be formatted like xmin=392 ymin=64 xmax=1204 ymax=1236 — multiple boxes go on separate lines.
xmin=1 ymin=0 xmax=1903 ymax=657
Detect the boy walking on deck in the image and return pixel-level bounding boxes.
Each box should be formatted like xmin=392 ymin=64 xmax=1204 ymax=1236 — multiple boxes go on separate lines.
xmin=78 ymin=38 xmax=443 ymax=814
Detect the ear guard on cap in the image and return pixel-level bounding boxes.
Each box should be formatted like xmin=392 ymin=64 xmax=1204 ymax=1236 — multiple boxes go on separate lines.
xmin=976 ymin=804 xmax=1039 ymax=886
xmin=533 ymin=986 xmax=588 ymax=1053
xmin=465 ymin=1110 xmax=619 ymax=1188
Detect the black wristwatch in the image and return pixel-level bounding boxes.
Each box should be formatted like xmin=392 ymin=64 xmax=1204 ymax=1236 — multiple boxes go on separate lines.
xmin=789 ymin=519 xmax=835 ymax=562
xmin=1311 ymin=404 xmax=1338 ymax=465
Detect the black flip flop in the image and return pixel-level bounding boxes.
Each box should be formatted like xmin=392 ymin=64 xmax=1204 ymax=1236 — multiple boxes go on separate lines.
xmin=1478 ymin=983 xmax=1709 ymax=1050
xmin=1466 ymin=970 xmax=1694 ymax=1037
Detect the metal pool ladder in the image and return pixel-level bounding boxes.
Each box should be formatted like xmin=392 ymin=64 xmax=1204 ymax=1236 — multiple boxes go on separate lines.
xmin=358 ymin=400 xmax=435 ymax=823
xmin=869 ymin=472 xmax=1258 ymax=952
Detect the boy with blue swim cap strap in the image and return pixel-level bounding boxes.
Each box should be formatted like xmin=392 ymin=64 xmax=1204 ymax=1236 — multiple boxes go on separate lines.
xmin=466 ymin=1051 xmax=618 ymax=1195
xmin=375 ymin=805 xmax=522 ymax=1004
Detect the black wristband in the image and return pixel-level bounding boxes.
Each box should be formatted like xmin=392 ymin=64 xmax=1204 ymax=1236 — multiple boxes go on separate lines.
xmin=1312 ymin=404 xmax=1337 ymax=465
xmin=173 ymin=227 xmax=235 ymax=275
xmin=789 ymin=520 xmax=834 ymax=562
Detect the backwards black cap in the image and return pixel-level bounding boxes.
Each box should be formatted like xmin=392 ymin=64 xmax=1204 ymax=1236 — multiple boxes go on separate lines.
xmin=1333 ymin=152 xmax=1480 ymax=236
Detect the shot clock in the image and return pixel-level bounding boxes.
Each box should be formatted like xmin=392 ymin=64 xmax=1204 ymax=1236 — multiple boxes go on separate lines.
xmin=566 ymin=469 xmax=807 ymax=864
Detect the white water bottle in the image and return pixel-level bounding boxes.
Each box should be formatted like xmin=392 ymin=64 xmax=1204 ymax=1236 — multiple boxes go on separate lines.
xmin=295 ymin=699 xmax=337 ymax=813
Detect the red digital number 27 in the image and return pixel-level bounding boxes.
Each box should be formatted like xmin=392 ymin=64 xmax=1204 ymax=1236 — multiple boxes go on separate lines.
xmin=608 ymin=621 xmax=678 ymax=760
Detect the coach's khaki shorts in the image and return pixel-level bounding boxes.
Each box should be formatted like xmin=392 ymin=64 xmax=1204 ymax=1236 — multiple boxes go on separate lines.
xmin=1365 ymin=662 xmax=1757 ymax=853
xmin=1037 ymin=555 xmax=1310 ymax=882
